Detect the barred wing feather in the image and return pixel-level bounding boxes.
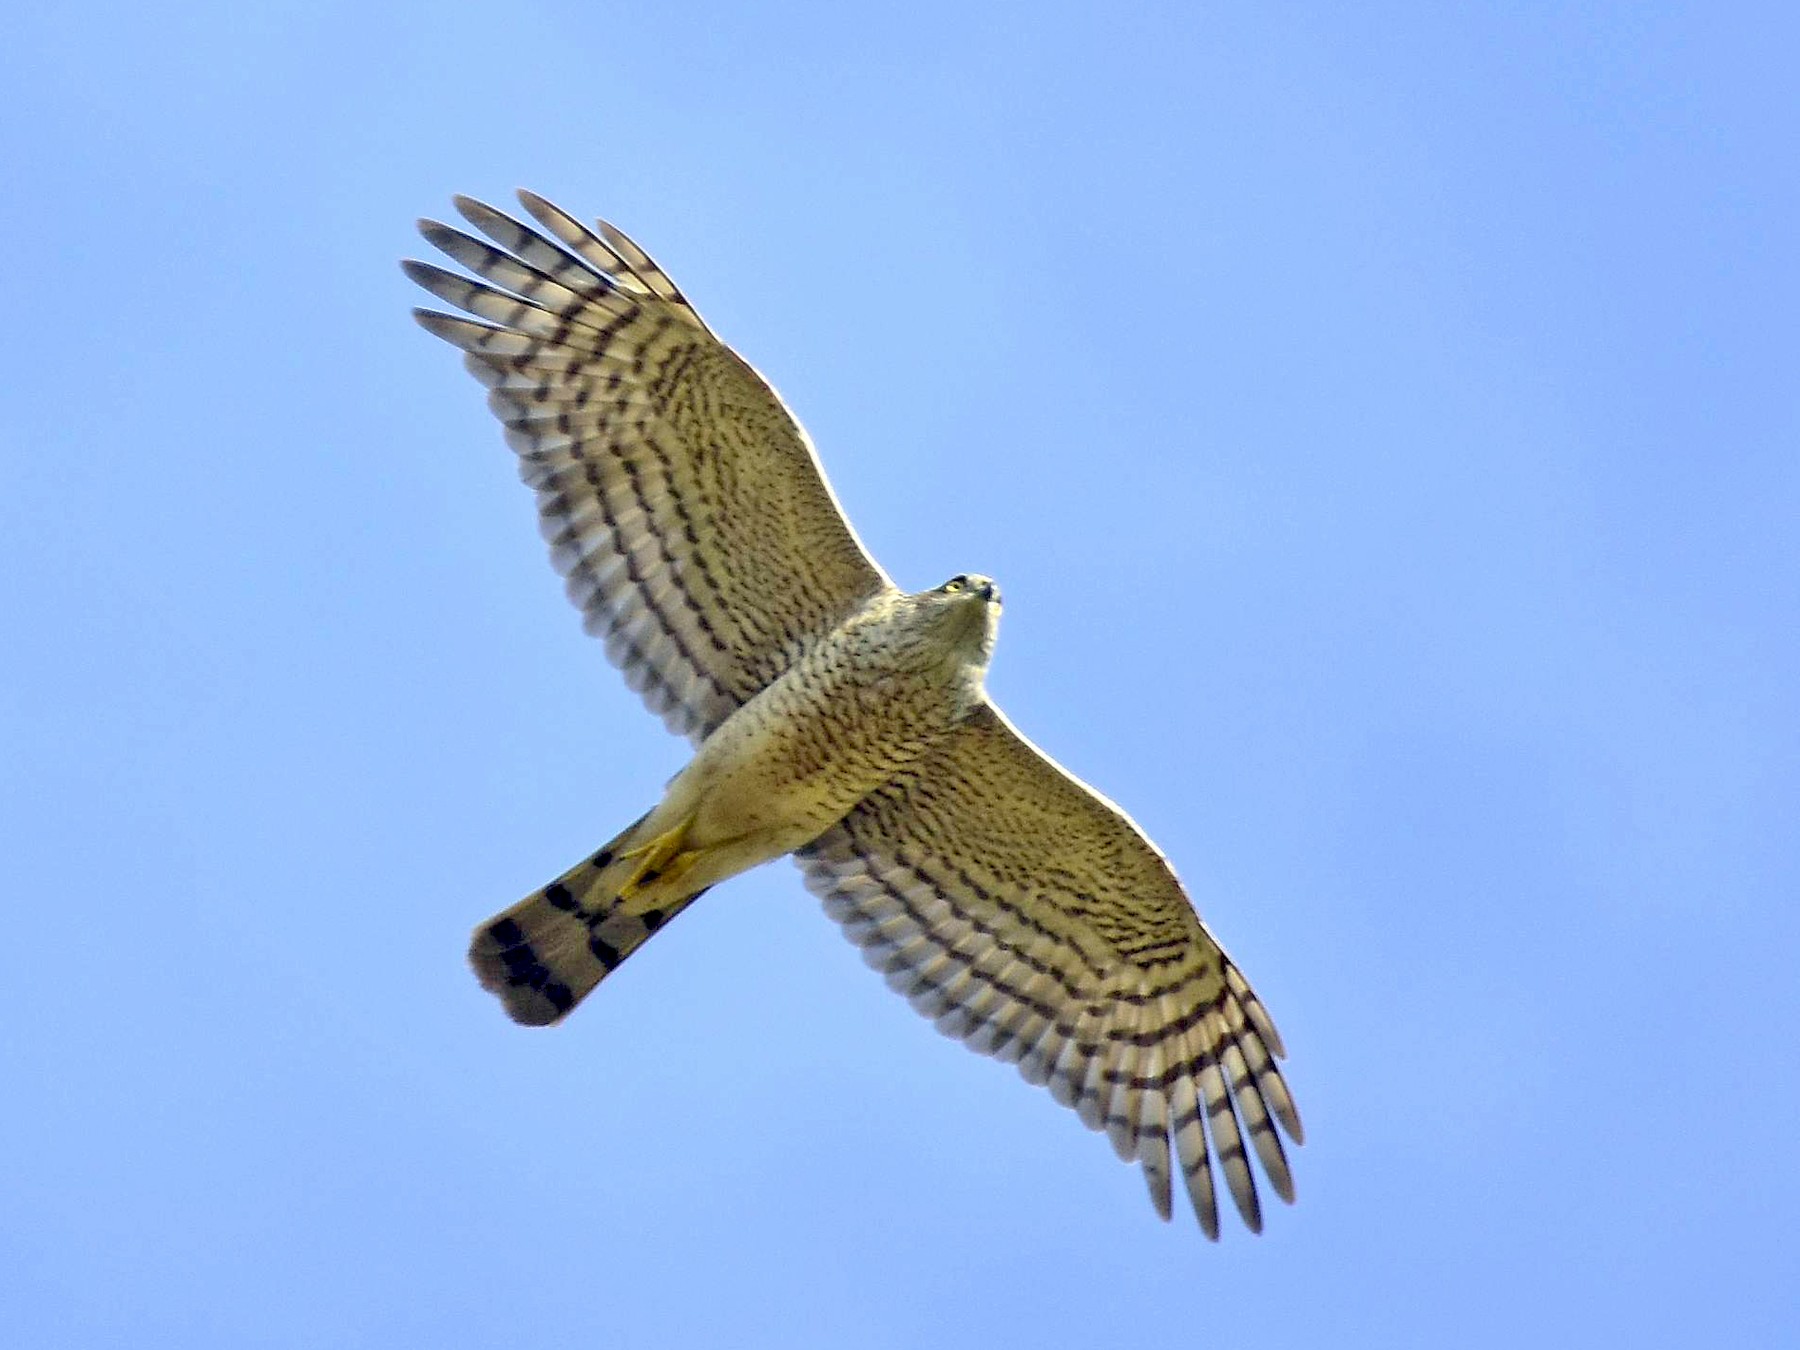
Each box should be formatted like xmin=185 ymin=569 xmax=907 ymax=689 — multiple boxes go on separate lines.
xmin=405 ymin=191 xmax=893 ymax=741
xmin=797 ymin=703 xmax=1303 ymax=1236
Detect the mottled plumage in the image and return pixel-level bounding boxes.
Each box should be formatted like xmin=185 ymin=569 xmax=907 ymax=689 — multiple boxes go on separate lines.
xmin=405 ymin=191 xmax=1303 ymax=1236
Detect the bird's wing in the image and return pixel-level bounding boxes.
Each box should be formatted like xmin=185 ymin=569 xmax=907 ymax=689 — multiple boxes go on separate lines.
xmin=796 ymin=703 xmax=1302 ymax=1236
xmin=406 ymin=192 xmax=894 ymax=742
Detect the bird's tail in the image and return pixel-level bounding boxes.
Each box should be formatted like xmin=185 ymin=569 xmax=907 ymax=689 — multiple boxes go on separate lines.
xmin=468 ymin=816 xmax=705 ymax=1026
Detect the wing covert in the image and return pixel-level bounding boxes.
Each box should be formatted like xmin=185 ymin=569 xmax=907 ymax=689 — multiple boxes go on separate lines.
xmin=796 ymin=703 xmax=1302 ymax=1236
xmin=406 ymin=192 xmax=894 ymax=741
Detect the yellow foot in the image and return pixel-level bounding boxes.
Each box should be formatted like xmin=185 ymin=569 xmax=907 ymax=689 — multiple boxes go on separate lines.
xmin=618 ymin=819 xmax=696 ymax=902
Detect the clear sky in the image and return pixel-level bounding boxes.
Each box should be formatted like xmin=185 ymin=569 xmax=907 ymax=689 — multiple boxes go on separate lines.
xmin=3 ymin=3 xmax=1796 ymax=1346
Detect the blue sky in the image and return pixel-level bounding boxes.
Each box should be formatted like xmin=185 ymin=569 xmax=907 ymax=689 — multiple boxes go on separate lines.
xmin=3 ymin=3 xmax=1796 ymax=1345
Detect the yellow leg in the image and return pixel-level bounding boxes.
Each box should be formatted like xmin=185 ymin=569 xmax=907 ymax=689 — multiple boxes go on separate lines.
xmin=617 ymin=818 xmax=696 ymax=902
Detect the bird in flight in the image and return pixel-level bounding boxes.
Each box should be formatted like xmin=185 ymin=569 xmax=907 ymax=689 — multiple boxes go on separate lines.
xmin=404 ymin=192 xmax=1302 ymax=1236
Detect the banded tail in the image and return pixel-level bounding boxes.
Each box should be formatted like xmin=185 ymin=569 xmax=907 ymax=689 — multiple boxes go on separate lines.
xmin=469 ymin=820 xmax=705 ymax=1025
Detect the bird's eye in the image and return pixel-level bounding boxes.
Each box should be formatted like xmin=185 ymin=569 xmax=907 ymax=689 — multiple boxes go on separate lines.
xmin=944 ymin=576 xmax=966 ymax=593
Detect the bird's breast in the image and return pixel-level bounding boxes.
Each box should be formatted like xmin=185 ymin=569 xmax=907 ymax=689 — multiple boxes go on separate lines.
xmin=675 ymin=628 xmax=975 ymax=852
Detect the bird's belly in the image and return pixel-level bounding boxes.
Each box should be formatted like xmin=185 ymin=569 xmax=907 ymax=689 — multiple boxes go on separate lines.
xmin=688 ymin=759 xmax=873 ymax=856
xmin=671 ymin=672 xmax=956 ymax=860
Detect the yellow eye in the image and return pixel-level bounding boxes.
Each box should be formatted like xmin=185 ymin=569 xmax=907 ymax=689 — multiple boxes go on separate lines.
xmin=944 ymin=577 xmax=965 ymax=593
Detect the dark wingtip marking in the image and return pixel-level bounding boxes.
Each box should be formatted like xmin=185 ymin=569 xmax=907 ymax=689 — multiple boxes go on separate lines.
xmin=590 ymin=848 xmax=615 ymax=869
xmin=400 ymin=258 xmax=445 ymax=287
xmin=639 ymin=907 xmax=666 ymax=933
xmin=488 ymin=917 xmax=525 ymax=948
xmin=544 ymin=882 xmax=578 ymax=912
xmin=589 ymin=934 xmax=623 ymax=969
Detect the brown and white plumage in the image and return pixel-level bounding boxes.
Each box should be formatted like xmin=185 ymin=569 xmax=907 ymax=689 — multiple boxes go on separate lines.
xmin=407 ymin=191 xmax=891 ymax=741
xmin=405 ymin=191 xmax=1303 ymax=1236
xmin=799 ymin=705 xmax=1301 ymax=1234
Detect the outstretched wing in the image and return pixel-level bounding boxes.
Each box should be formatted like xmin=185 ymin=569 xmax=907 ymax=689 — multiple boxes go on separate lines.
xmin=796 ymin=704 xmax=1303 ymax=1236
xmin=405 ymin=192 xmax=894 ymax=742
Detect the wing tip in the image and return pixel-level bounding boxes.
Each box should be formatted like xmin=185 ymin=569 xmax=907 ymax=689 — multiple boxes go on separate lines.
xmin=408 ymin=305 xmax=481 ymax=342
xmin=1269 ymin=1167 xmax=1298 ymax=1206
xmin=416 ymin=216 xmax=460 ymax=249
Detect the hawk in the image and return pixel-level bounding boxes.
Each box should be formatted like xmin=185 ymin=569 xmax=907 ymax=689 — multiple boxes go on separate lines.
xmin=404 ymin=192 xmax=1303 ymax=1236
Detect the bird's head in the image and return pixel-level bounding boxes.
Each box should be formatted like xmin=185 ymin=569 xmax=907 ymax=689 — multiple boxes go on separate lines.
xmin=913 ymin=572 xmax=1002 ymax=666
